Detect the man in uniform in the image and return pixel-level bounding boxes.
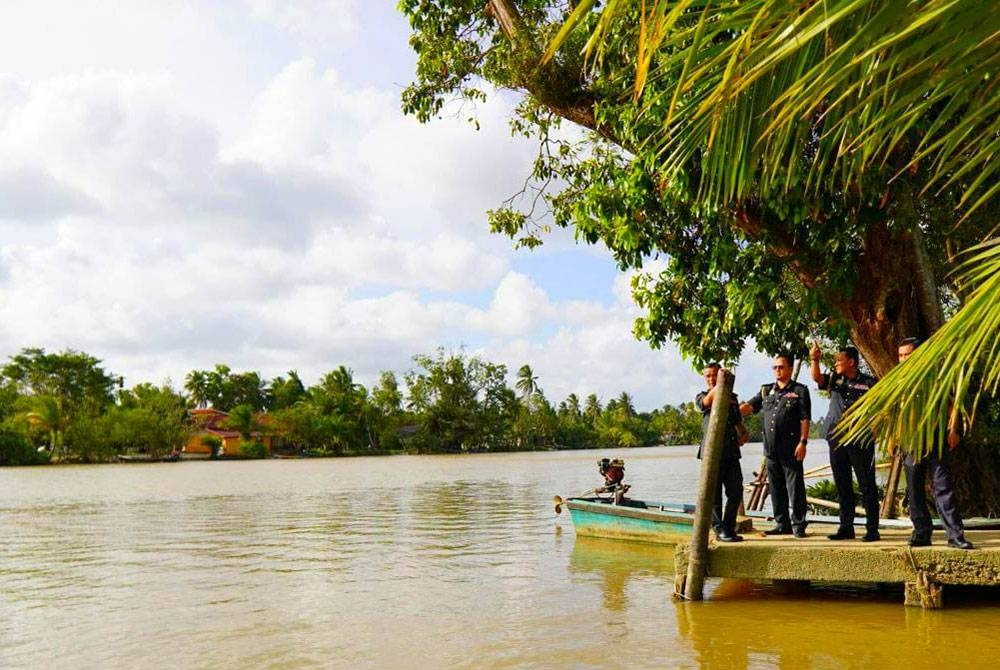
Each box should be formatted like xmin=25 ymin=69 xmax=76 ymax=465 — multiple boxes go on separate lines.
xmin=898 ymin=337 xmax=974 ymax=549
xmin=809 ymin=343 xmax=881 ymax=542
xmin=695 ymin=363 xmax=747 ymax=542
xmin=741 ymin=353 xmax=811 ymax=538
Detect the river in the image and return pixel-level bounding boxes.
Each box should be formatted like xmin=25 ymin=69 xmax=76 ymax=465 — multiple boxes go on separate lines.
xmin=1 ymin=445 xmax=998 ymax=669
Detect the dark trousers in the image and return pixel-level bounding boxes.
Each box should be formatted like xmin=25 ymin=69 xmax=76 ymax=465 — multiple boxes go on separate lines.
xmin=905 ymin=450 xmax=965 ymax=541
xmin=829 ymin=441 xmax=880 ymax=534
xmin=766 ymin=457 xmax=807 ymax=531
xmin=712 ymin=458 xmax=743 ymax=535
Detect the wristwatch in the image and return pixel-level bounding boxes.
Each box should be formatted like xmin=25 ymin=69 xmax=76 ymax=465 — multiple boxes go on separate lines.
xmin=799 ymin=438 xmax=808 ymax=445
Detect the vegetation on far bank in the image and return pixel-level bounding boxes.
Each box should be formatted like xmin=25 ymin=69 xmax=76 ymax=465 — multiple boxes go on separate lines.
xmin=0 ymin=346 xmax=763 ymax=466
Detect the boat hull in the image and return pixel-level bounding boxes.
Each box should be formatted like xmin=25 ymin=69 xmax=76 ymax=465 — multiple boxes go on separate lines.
xmin=566 ymin=499 xmax=697 ymax=544
xmin=566 ymin=498 xmax=1000 ymax=545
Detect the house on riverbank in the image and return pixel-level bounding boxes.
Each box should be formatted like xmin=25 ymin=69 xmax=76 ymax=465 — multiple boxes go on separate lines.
xmin=184 ymin=408 xmax=274 ymax=458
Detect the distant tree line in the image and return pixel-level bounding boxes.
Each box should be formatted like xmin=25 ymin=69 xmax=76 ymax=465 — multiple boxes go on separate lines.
xmin=0 ymin=346 xmax=755 ymax=465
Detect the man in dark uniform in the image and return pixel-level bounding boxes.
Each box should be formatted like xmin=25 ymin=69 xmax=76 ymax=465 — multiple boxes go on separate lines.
xmin=897 ymin=337 xmax=974 ymax=549
xmin=741 ymin=353 xmax=811 ymax=538
xmin=695 ymin=363 xmax=747 ymax=542
xmin=810 ymin=343 xmax=881 ymax=542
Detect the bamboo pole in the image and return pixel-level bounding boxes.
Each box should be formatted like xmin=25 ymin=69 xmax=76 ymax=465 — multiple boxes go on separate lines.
xmin=881 ymin=451 xmax=904 ymax=519
xmin=684 ymin=369 xmax=733 ymax=601
xmin=747 ymin=457 xmax=769 ymax=511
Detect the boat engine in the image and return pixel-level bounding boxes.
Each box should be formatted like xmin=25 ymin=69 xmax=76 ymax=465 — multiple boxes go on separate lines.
xmin=597 ymin=458 xmax=630 ymax=504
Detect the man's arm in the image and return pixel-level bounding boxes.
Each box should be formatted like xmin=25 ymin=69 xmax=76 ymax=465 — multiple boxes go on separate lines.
xmin=740 ymin=391 xmax=761 ymax=417
xmin=698 ymin=387 xmax=714 ymax=409
xmin=809 ymin=341 xmax=825 ymax=385
xmin=795 ymin=386 xmax=811 ymax=461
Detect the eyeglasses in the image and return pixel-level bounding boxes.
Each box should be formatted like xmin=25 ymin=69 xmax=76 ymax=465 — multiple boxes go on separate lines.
xmin=772 ymin=365 xmax=788 ymax=370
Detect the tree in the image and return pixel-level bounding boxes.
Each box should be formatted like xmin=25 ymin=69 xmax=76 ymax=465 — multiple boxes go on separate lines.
xmin=270 ymin=371 xmax=307 ymax=410
xmin=312 ymin=366 xmax=371 ymax=451
xmin=515 ymin=364 xmax=539 ymax=400
xmin=538 ymin=0 xmax=1000 ymax=456
xmin=225 ymin=404 xmax=264 ymax=442
xmin=111 ymin=383 xmax=189 ymax=457
xmin=3 ymin=348 xmax=118 ymax=413
xmin=24 ymin=395 xmax=70 ymax=457
xmin=405 ymin=349 xmax=517 ymax=452
xmin=399 ymin=1 xmax=1000 ymax=507
xmin=399 ymin=0 xmax=996 ymax=376
xmin=184 ymin=370 xmax=210 ymax=409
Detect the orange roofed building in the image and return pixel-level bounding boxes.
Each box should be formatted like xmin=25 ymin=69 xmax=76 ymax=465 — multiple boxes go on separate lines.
xmin=184 ymin=408 xmax=275 ymax=458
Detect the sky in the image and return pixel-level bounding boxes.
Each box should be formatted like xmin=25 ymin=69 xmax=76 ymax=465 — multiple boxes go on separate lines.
xmin=0 ymin=0 xmax=800 ymax=413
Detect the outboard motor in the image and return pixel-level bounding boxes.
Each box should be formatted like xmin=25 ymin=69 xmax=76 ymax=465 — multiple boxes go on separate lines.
xmin=597 ymin=458 xmax=630 ymax=504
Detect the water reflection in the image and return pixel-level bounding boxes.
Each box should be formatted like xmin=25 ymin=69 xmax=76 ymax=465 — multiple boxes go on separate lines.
xmin=569 ymin=537 xmax=675 ymax=613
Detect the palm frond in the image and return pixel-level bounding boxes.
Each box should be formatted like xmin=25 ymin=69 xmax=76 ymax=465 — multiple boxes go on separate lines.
xmin=546 ymin=0 xmax=1000 ymax=217
xmin=835 ymin=239 xmax=1000 ymax=456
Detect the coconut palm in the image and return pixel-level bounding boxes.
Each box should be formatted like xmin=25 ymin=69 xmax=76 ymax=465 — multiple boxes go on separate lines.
xmin=224 ymin=404 xmax=263 ymax=442
xmin=545 ymin=0 xmax=1000 ymax=455
xmin=25 ymin=395 xmax=71 ymax=456
xmin=515 ymin=364 xmax=540 ymax=401
xmin=184 ymin=370 xmax=210 ymax=408
xmin=547 ymin=0 xmax=1000 ymax=217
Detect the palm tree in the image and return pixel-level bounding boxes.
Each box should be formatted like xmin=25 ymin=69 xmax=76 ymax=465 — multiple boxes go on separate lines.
xmin=25 ymin=395 xmax=71 ymax=457
xmin=615 ymin=392 xmax=635 ymax=418
xmin=224 ymin=404 xmax=263 ymax=442
xmin=546 ymin=0 xmax=1000 ymax=455
xmin=515 ymin=364 xmax=540 ymax=401
xmin=565 ymin=392 xmax=581 ymax=418
xmin=184 ymin=370 xmax=210 ymax=408
xmin=548 ymin=1 xmax=998 ymax=218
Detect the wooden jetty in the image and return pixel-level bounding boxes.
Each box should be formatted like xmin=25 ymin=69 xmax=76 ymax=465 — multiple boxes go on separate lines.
xmin=675 ymin=369 xmax=1000 ymax=609
xmin=672 ymin=528 xmax=1000 ymax=609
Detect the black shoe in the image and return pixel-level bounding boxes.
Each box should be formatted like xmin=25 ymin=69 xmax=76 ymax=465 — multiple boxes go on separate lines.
xmin=793 ymin=528 xmax=808 ymax=538
xmin=948 ymin=537 xmax=974 ymax=550
xmin=827 ymin=529 xmax=856 ymax=541
xmin=909 ymin=534 xmax=931 ymax=547
xmin=860 ymin=531 xmax=880 ymax=542
xmin=716 ymin=532 xmax=744 ymax=543
xmin=764 ymin=527 xmax=792 ymax=536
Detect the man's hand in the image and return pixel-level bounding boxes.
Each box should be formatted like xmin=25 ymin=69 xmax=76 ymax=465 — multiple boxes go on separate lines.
xmin=795 ymin=443 xmax=807 ymax=461
xmin=810 ymin=340 xmax=821 ymax=362
xmin=739 ymin=402 xmax=752 ymax=417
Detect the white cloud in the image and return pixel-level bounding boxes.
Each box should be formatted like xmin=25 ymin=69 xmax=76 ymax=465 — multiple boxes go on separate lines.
xmin=0 ymin=3 xmax=746 ymax=414
xmin=247 ymin=0 xmax=359 ymax=49
xmin=467 ymin=272 xmax=551 ymax=336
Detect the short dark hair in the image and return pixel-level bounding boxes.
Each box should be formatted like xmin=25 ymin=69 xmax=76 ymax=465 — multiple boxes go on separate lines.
xmin=840 ymin=347 xmax=860 ymax=364
xmin=898 ymin=337 xmax=921 ymax=348
xmin=704 ymin=362 xmax=721 ymax=371
xmin=776 ymin=352 xmax=794 ymax=367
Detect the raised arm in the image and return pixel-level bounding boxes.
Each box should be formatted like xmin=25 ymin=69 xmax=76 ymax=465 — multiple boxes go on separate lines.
xmin=809 ymin=341 xmax=824 ymax=385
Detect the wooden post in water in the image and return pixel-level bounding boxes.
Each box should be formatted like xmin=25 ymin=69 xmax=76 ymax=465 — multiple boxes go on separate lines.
xmin=683 ymin=369 xmax=733 ymax=601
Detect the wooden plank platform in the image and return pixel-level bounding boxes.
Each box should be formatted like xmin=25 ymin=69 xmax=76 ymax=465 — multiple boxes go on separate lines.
xmin=673 ymin=529 xmax=1000 ymax=608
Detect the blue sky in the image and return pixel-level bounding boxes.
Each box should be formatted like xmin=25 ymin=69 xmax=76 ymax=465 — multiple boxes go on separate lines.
xmin=0 ymin=1 xmax=822 ymax=415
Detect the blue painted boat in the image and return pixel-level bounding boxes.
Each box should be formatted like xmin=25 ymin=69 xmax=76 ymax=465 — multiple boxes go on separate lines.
xmin=564 ymin=497 xmax=1000 ymax=545
xmin=564 ymin=497 xmax=701 ymax=544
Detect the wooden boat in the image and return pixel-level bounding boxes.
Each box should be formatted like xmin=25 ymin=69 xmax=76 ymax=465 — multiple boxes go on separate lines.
xmin=561 ymin=496 xmax=1000 ymax=545
xmin=116 ymin=452 xmax=181 ymax=463
xmin=562 ymin=497 xmax=704 ymax=544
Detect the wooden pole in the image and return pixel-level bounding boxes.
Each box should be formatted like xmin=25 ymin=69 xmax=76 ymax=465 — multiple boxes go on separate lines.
xmin=880 ymin=451 xmax=904 ymax=519
xmin=684 ymin=369 xmax=733 ymax=601
xmin=747 ymin=457 xmax=769 ymax=511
